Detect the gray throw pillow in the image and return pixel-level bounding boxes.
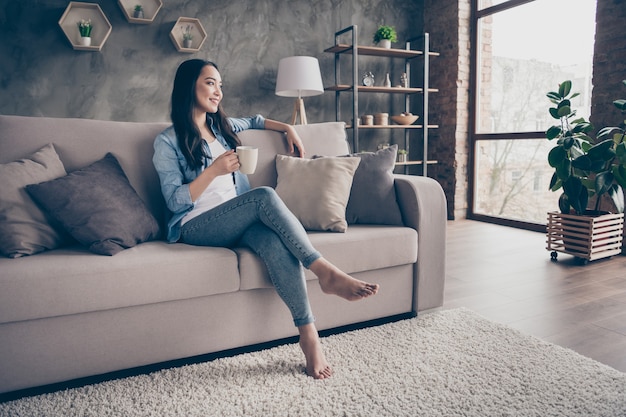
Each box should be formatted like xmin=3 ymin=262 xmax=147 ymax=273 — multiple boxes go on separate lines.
xmin=26 ymin=153 xmax=161 ymax=256
xmin=345 ymin=145 xmax=404 ymax=225
xmin=0 ymin=144 xmax=71 ymax=258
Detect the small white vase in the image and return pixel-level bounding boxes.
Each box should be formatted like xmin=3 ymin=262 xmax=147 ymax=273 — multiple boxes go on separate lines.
xmin=183 ymin=39 xmax=193 ymax=48
xmin=379 ymin=39 xmax=391 ymax=49
xmin=80 ymin=36 xmax=91 ymax=47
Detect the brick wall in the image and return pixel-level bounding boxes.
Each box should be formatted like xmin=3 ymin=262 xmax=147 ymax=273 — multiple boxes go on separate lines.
xmin=591 ymin=0 xmax=626 ymax=252
xmin=424 ymin=0 xmax=471 ymax=219
xmin=591 ymin=0 xmax=626 ymax=130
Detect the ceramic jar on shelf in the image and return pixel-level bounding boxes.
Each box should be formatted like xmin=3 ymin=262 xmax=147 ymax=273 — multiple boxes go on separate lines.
xmin=374 ymin=113 xmax=389 ymax=125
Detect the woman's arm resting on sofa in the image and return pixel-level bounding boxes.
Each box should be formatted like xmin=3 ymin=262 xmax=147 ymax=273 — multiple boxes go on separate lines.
xmin=263 ymin=119 xmax=306 ymax=157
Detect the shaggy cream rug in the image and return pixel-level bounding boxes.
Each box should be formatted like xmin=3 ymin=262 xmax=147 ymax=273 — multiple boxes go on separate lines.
xmin=1 ymin=308 xmax=624 ymax=416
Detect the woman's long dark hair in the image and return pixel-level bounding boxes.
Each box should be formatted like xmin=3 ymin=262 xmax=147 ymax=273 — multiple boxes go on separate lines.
xmin=170 ymin=59 xmax=241 ymax=169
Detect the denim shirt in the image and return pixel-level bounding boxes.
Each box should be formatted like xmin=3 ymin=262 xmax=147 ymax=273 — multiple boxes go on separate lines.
xmin=153 ymin=114 xmax=265 ymax=242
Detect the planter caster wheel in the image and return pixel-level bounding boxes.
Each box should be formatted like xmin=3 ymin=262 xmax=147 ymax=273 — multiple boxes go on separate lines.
xmin=550 ymin=251 xmax=558 ymax=261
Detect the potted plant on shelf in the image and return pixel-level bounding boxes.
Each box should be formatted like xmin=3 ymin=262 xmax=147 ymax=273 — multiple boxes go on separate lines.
xmin=545 ymin=80 xmax=626 ymax=263
xmin=182 ymin=25 xmax=193 ymax=48
xmin=77 ymin=19 xmax=93 ymax=47
xmin=373 ymin=25 xmax=397 ymax=49
xmin=133 ymin=4 xmax=144 ymax=19
xmin=397 ymin=149 xmax=408 ymax=163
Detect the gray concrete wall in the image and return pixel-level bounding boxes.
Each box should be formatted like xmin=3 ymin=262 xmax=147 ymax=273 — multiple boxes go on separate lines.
xmin=0 ymin=0 xmax=423 ymax=125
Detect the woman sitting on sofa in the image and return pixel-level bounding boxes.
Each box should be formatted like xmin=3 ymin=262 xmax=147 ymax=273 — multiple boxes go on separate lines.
xmin=152 ymin=59 xmax=379 ymax=379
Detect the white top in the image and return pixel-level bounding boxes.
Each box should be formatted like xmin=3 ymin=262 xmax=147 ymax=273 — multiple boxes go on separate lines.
xmin=181 ymin=139 xmax=237 ymax=225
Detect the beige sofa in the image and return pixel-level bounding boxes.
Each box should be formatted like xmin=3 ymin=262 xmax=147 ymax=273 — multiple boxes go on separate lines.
xmin=0 ymin=115 xmax=446 ymax=396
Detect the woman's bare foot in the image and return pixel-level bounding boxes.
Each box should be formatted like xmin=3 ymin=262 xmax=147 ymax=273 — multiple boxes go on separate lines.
xmin=299 ymin=324 xmax=332 ymax=379
xmin=310 ymin=258 xmax=379 ymax=301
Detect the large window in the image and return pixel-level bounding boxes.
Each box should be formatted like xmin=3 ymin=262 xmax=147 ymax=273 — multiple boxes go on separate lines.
xmin=471 ymin=0 xmax=596 ymax=228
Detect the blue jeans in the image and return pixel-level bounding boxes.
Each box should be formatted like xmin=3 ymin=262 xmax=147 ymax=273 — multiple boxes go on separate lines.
xmin=180 ymin=187 xmax=321 ymax=327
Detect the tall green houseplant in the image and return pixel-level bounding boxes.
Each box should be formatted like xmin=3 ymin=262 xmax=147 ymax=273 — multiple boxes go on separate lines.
xmin=546 ymin=80 xmax=626 ymax=215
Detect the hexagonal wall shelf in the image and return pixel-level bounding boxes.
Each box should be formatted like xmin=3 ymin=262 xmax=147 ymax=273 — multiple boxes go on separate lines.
xmin=170 ymin=17 xmax=207 ymax=53
xmin=59 ymin=2 xmax=112 ymax=51
xmin=118 ymin=0 xmax=162 ymax=24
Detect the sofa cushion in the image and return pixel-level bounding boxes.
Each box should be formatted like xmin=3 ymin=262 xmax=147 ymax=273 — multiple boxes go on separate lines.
xmin=0 ymin=144 xmax=71 ymax=258
xmin=275 ymin=154 xmax=360 ymax=232
xmin=237 ymin=225 xmax=417 ymax=290
xmin=26 ymin=153 xmax=161 ymax=256
xmin=0 ymin=242 xmax=241 ymax=324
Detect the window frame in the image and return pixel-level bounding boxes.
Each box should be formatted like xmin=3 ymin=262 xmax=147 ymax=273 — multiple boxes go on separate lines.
xmin=468 ymin=0 xmax=563 ymax=232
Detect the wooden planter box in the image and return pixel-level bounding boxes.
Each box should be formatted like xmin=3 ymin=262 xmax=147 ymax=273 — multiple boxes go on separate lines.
xmin=546 ymin=211 xmax=624 ymax=264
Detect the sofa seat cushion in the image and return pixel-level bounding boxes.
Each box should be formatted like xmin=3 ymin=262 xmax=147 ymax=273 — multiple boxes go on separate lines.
xmin=0 ymin=242 xmax=240 ymax=324
xmin=237 ymin=225 xmax=417 ymax=290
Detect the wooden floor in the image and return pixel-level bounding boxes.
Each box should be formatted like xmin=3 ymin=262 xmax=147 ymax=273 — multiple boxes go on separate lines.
xmin=440 ymin=219 xmax=626 ymax=373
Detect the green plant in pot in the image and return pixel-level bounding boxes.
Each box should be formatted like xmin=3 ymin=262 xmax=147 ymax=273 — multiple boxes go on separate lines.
xmin=546 ymin=80 xmax=626 ymax=215
xmin=373 ymin=25 xmax=397 ymax=48
xmin=397 ymin=148 xmax=408 ymax=162
xmin=545 ymin=80 xmax=626 ymax=263
xmin=181 ymin=25 xmax=193 ymax=48
xmin=77 ymin=19 xmax=93 ymax=38
xmin=133 ymin=4 xmax=144 ymax=19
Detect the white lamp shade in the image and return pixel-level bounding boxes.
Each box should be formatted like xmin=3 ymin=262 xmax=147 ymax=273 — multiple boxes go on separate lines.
xmin=275 ymin=56 xmax=324 ymax=98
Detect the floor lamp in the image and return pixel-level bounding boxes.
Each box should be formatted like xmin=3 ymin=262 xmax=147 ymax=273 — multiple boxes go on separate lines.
xmin=275 ymin=56 xmax=324 ymax=125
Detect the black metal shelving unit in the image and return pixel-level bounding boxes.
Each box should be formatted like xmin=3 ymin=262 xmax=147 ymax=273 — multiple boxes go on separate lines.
xmin=324 ymin=25 xmax=439 ymax=175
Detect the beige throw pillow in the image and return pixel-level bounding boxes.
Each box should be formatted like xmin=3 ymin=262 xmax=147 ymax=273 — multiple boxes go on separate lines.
xmin=0 ymin=144 xmax=70 ymax=258
xmin=275 ymin=154 xmax=360 ymax=232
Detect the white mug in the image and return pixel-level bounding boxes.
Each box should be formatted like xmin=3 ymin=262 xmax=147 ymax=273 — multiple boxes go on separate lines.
xmin=236 ymin=146 xmax=258 ymax=175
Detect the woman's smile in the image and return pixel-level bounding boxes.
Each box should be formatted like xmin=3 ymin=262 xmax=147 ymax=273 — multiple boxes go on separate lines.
xmin=195 ymin=65 xmax=223 ymax=114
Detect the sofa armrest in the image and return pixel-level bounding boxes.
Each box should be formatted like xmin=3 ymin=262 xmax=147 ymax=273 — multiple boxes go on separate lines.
xmin=393 ymin=174 xmax=447 ymax=312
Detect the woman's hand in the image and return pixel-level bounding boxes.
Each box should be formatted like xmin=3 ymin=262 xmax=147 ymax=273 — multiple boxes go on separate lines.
xmin=264 ymin=119 xmax=306 ymax=158
xmin=189 ymin=150 xmax=239 ymax=202
xmin=210 ymin=150 xmax=240 ymax=175
xmin=283 ymin=125 xmax=306 ymax=157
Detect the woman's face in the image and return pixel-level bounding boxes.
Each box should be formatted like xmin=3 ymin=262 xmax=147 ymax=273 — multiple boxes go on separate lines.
xmin=194 ymin=65 xmax=222 ymax=114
